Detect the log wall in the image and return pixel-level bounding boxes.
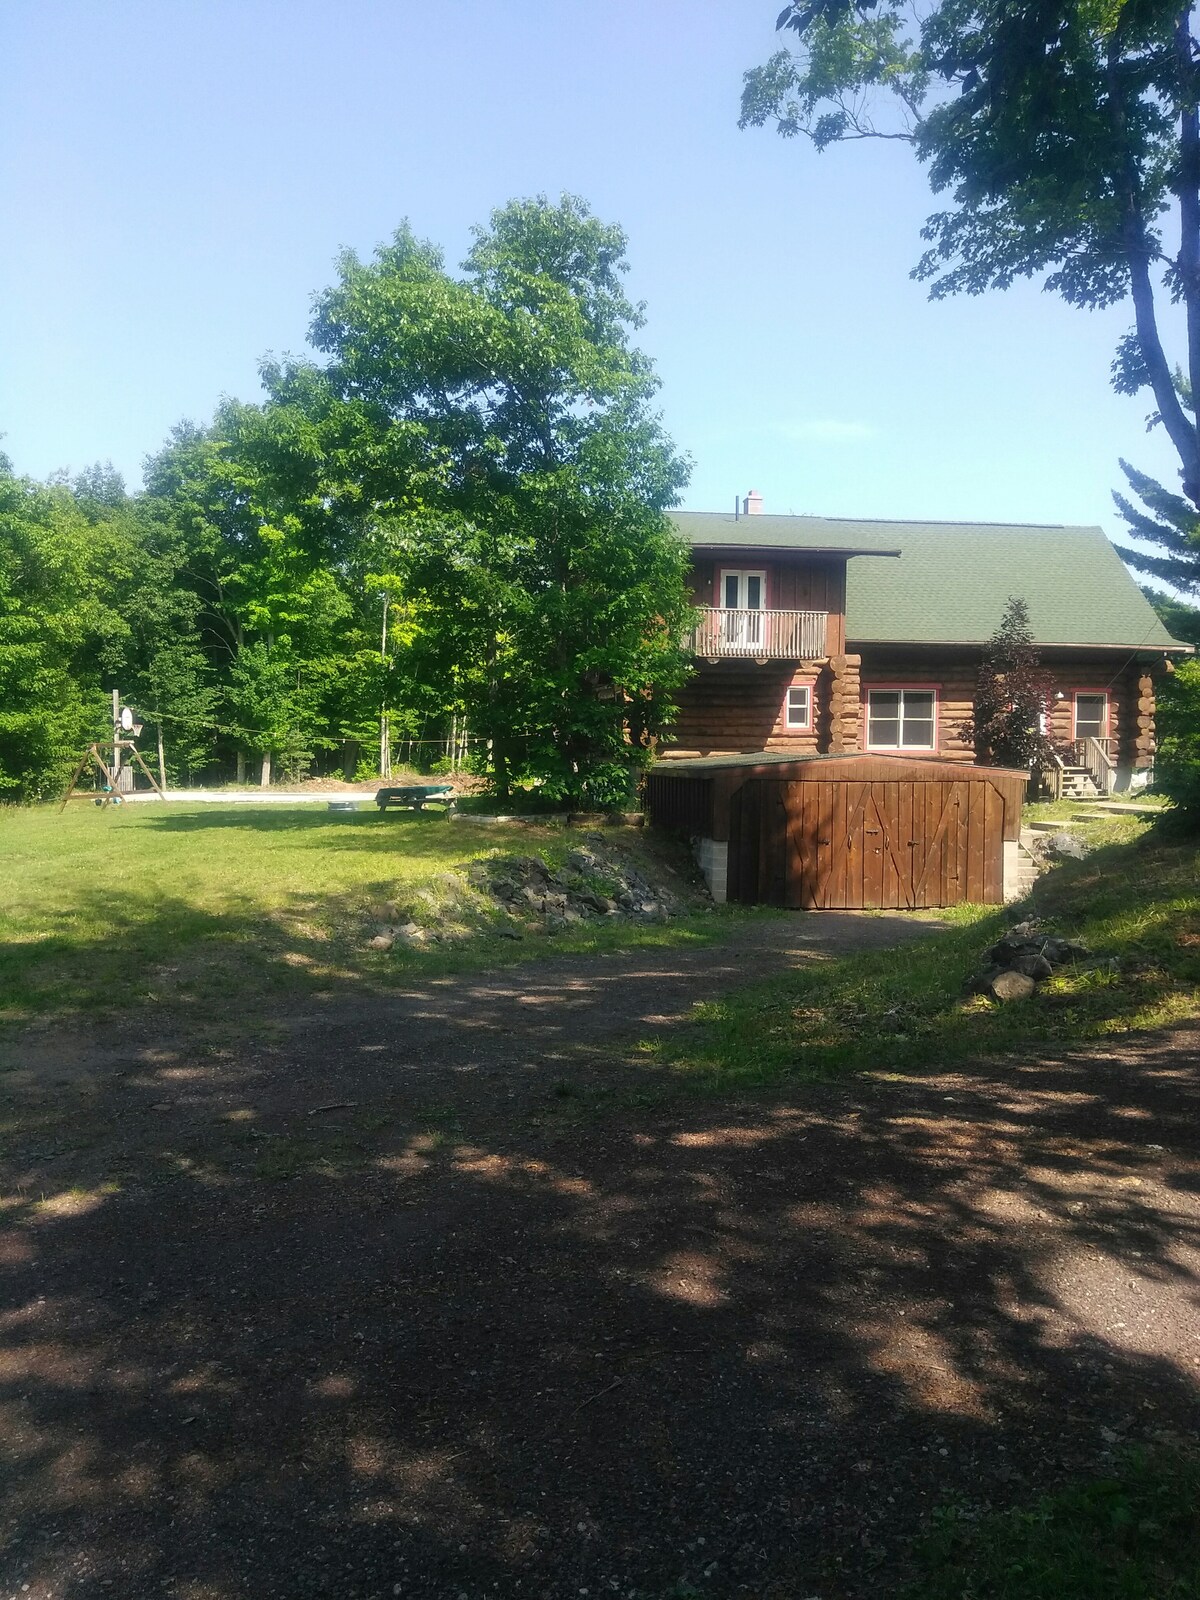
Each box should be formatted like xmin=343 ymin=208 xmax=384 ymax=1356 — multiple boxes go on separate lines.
xmin=666 ymin=640 xmax=1168 ymax=774
xmin=857 ymin=649 xmax=1156 ymax=768
xmin=666 ymin=660 xmax=829 ymax=756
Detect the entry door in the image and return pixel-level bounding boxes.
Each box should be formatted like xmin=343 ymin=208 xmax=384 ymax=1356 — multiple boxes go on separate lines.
xmin=719 ymin=569 xmax=766 ymax=651
xmin=1074 ymin=693 xmax=1107 ymax=741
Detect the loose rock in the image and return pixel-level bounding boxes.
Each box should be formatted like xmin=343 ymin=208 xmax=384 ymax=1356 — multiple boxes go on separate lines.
xmin=989 ymin=969 xmax=1036 ymax=1002
xmin=1048 ymin=831 xmax=1091 ymax=860
xmin=1010 ymin=951 xmax=1054 ymax=980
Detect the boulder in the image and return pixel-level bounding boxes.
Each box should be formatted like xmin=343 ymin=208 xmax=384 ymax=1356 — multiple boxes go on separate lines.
xmin=966 ymin=964 xmax=1004 ymax=994
xmin=566 ymin=848 xmax=602 ymax=874
xmin=581 ymin=892 xmax=618 ymax=914
xmin=1010 ymin=950 xmax=1055 ymax=980
xmin=988 ymin=969 xmax=1036 ymax=1002
xmin=1048 ymin=831 xmax=1090 ymax=860
xmin=368 ymin=934 xmax=394 ymax=951
xmin=1040 ymin=936 xmax=1088 ymax=965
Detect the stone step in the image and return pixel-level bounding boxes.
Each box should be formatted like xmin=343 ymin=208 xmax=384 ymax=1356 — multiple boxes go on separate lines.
xmin=1073 ymin=800 xmax=1162 ymax=817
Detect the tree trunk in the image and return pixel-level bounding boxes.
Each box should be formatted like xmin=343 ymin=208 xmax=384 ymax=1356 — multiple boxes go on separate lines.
xmin=492 ymin=739 xmax=509 ymax=800
xmin=157 ymin=724 xmax=168 ymax=792
xmin=1175 ymin=11 xmax=1200 ymax=440
xmin=260 ymin=750 xmax=272 ymax=788
xmin=236 ymin=749 xmax=246 ymax=784
xmin=1108 ymin=28 xmax=1200 ymax=502
xmin=379 ymin=714 xmax=391 ymax=779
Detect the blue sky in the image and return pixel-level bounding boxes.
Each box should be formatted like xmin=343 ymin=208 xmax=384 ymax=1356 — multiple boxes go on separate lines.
xmin=0 ymin=0 xmax=1185 ymax=534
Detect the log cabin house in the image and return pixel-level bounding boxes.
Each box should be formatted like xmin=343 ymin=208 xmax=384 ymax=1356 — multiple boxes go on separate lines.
xmin=662 ymin=493 xmax=1190 ymax=798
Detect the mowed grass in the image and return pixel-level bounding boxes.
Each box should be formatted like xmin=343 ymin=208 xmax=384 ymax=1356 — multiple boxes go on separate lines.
xmin=908 ymin=1449 xmax=1200 ymax=1600
xmin=649 ymin=816 xmax=1200 ymax=1092
xmin=0 ymin=803 xmax=722 ymax=1026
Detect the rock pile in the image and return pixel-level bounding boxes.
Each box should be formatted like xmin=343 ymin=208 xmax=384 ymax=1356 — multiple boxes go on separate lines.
xmin=365 ymin=838 xmax=692 ymax=950
xmin=967 ymin=920 xmax=1091 ymax=1002
xmin=468 ymin=843 xmax=682 ymax=930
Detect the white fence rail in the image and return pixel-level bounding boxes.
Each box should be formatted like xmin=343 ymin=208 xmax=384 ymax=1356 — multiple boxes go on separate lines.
xmin=689 ymin=608 xmax=828 ymax=660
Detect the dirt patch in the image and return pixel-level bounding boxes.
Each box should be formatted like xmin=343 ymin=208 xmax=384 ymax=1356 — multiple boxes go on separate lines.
xmin=1 ymin=916 xmax=1198 ymax=1599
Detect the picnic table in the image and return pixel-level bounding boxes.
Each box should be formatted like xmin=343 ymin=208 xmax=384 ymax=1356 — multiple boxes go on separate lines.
xmin=374 ymin=784 xmax=457 ymax=813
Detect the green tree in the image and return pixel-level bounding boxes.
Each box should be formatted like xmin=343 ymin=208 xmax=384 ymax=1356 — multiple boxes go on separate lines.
xmin=742 ymin=3 xmax=1200 ymax=517
xmin=144 ymin=412 xmax=361 ymax=784
xmin=0 ymin=459 xmax=110 ymax=798
xmin=71 ymin=481 xmax=221 ymax=787
xmin=1142 ymin=580 xmax=1200 ymax=642
xmin=1137 ymin=583 xmax=1200 ymax=818
xmin=962 ymin=596 xmax=1057 ymax=770
xmin=260 ymin=195 xmax=694 ymax=805
xmin=1154 ymin=655 xmax=1200 ymax=814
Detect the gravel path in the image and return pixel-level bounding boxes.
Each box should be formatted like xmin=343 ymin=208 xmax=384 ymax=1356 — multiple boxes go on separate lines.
xmin=2 ymin=913 xmax=1198 ymax=1600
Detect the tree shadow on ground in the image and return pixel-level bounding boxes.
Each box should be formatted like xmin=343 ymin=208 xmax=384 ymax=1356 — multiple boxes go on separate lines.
xmin=1 ymin=971 xmax=1198 ymax=1597
xmin=140 ymin=805 xmax=472 ymax=842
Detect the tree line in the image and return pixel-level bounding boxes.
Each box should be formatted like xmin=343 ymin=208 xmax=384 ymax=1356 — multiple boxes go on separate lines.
xmin=0 ymin=196 xmax=695 ymax=807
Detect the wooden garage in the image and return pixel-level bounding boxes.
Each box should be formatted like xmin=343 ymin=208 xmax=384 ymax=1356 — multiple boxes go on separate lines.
xmin=645 ymin=752 xmax=1028 ymax=910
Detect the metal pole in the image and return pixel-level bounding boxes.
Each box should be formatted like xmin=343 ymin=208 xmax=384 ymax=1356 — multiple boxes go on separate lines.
xmin=379 ymin=595 xmax=391 ymax=779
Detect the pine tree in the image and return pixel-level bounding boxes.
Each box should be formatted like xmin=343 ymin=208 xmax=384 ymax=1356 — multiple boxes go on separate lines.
xmin=1113 ymin=459 xmax=1200 ymax=595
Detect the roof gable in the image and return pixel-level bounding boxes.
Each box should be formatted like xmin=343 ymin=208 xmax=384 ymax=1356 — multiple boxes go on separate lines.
xmin=669 ymin=512 xmax=1185 ymax=650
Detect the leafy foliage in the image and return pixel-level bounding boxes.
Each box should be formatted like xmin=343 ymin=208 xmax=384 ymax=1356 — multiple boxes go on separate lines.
xmin=0 ymin=197 xmax=691 ymax=806
xmin=1141 ymin=582 xmax=1200 ymax=643
xmin=743 ymin=3 xmax=1200 ymax=511
xmin=962 ymin=596 xmax=1057 ymax=770
xmin=1153 ymin=655 xmax=1200 ymax=817
xmin=259 ymin=193 xmax=694 ymax=804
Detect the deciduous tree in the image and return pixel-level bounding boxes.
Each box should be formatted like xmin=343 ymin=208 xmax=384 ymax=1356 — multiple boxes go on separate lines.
xmin=742 ymin=3 xmax=1200 ymax=522
xmin=263 ymin=195 xmax=694 ymax=804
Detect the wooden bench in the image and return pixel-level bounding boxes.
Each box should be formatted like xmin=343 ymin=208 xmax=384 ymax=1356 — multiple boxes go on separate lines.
xmin=374 ymin=784 xmax=457 ymax=813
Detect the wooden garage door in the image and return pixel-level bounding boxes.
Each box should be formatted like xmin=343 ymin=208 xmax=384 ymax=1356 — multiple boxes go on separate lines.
xmin=728 ymin=778 xmax=1005 ymax=909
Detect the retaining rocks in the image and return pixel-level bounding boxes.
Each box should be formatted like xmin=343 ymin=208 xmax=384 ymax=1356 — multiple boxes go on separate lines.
xmin=967 ymin=919 xmax=1092 ymax=1002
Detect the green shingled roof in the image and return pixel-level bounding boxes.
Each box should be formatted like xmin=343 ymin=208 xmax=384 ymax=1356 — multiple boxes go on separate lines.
xmin=671 ymin=510 xmax=902 ymax=556
xmin=670 ymin=512 xmax=1185 ymax=650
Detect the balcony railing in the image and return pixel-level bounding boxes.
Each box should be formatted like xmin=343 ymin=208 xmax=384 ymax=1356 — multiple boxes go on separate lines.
xmin=688 ymin=607 xmax=828 ymax=660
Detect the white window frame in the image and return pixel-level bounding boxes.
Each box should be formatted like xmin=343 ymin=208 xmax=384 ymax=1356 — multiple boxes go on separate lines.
xmin=717 ymin=569 xmax=766 ymax=611
xmin=1073 ymin=691 xmax=1109 ymax=740
xmin=865 ymin=686 xmax=939 ymax=752
xmin=784 ymin=682 xmax=812 ymax=730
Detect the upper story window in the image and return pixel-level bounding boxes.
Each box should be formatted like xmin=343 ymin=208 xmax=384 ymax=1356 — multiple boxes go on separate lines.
xmin=719 ymin=570 xmax=765 ymax=610
xmin=866 ymin=687 xmax=937 ymax=751
xmin=1073 ymin=691 xmax=1108 ymax=740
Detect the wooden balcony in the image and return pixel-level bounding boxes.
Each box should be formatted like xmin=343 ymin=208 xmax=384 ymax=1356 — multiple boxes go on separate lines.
xmin=688 ymin=607 xmax=829 ymax=660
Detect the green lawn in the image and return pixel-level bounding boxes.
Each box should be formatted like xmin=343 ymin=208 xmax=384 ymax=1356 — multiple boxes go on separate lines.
xmin=648 ymin=816 xmax=1200 ymax=1093
xmin=908 ymin=1449 xmax=1200 ymax=1600
xmin=0 ymin=803 xmax=723 ymax=1026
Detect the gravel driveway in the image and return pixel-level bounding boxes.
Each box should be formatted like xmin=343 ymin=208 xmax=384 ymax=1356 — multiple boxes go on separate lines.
xmin=2 ymin=912 xmax=1198 ymax=1599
